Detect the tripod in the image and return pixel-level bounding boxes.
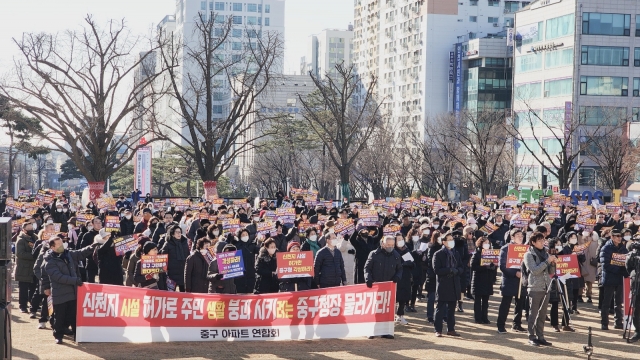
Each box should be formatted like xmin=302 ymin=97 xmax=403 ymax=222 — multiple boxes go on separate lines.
xmin=623 ymin=258 xmax=640 ymax=343
xmin=540 ymin=275 xmax=572 ymax=328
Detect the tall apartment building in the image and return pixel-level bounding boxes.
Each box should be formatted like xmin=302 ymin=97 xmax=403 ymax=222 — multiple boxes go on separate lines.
xmin=352 ymin=0 xmax=517 ymax=137
xmin=513 ymin=0 xmax=640 ymax=194
xmin=300 ymin=27 xmax=354 ymax=78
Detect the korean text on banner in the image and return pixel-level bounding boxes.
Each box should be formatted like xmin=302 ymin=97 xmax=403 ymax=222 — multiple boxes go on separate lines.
xmin=217 ymin=251 xmax=245 ymax=279
xmin=140 ymin=254 xmax=168 ymax=275
xmin=610 ymin=253 xmax=626 ymax=267
xmin=480 ymin=249 xmax=500 ymax=266
xmin=276 ymin=251 xmax=314 ymax=279
xmin=554 ymin=254 xmax=580 ymax=277
xmin=105 ymin=216 xmax=120 ymax=232
xmin=76 ymin=282 xmax=396 ymax=342
xmin=113 ymin=235 xmax=140 ymax=256
xmin=506 ymin=244 xmax=530 ymax=269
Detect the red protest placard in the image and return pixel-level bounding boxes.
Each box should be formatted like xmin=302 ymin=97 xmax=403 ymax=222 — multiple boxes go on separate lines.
xmin=276 ymin=251 xmax=314 ymax=279
xmin=105 ymin=215 xmax=120 ymax=232
xmin=140 ymin=254 xmax=168 ymax=274
xmin=610 ymin=253 xmax=626 ymax=267
xmin=76 ymin=281 xmax=396 ymax=342
xmin=480 ymin=249 xmax=500 ymax=266
xmin=506 ymin=244 xmax=530 ymax=269
xmin=554 ymin=254 xmax=580 ymax=277
xmin=479 ymin=222 xmax=498 ymax=235
xmin=334 ymin=219 xmax=355 ymax=236
xmin=383 ymin=224 xmax=401 ymax=236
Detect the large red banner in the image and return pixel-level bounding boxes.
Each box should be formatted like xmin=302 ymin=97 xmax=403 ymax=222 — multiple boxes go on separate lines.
xmin=506 ymin=244 xmax=530 ymax=269
xmin=554 ymin=254 xmax=581 ymax=277
xmin=76 ymin=282 xmax=395 ymax=342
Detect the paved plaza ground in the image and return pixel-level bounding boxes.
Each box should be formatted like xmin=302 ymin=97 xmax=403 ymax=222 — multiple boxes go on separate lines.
xmin=10 ymin=281 xmax=640 ymax=360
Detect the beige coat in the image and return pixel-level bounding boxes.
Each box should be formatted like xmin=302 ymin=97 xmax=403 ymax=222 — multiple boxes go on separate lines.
xmin=337 ymin=238 xmax=356 ymax=285
xmin=579 ymin=235 xmax=599 ymax=283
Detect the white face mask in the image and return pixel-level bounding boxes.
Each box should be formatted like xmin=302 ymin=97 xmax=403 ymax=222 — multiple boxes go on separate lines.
xmin=634 ymin=220 xmax=640 ymax=226
xmin=47 ymin=220 xmax=53 ymax=224
xmin=87 ymin=226 xmax=94 ymax=232
xmin=624 ymin=235 xmax=631 ymax=241
xmin=482 ymin=243 xmax=491 ymax=250
xmin=446 ymin=240 xmax=455 ymax=249
xmin=32 ymin=224 xmax=37 ymax=231
xmin=308 ymin=235 xmax=317 ymax=242
xmin=529 ymin=224 xmax=536 ymax=230
xmin=412 ymin=235 xmax=419 ymax=241
xmin=569 ymin=238 xmax=578 ymax=245
xmin=241 ymin=236 xmax=249 ymax=242
xmin=432 ymin=225 xmax=439 ymax=229
xmin=57 ymin=209 xmax=62 ymax=213
xmin=555 ymin=245 xmax=563 ymax=252
xmin=125 ymin=215 xmax=132 ymax=220
xmin=267 ymin=248 xmax=276 ymax=255
xmin=582 ymin=231 xmax=589 ymax=237
xmin=397 ymin=240 xmax=405 ymax=248
xmin=63 ymin=208 xmax=68 ymax=212
xmin=253 ymin=217 xmax=260 ymax=222
xmin=63 ymin=242 xmax=69 ymax=249
xmin=422 ymin=230 xmax=430 ymax=236
xmin=200 ymin=249 xmax=208 ymax=255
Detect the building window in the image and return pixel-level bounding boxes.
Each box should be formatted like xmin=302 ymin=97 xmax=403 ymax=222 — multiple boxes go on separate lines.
xmin=578 ymin=168 xmax=597 ymax=186
xmin=258 ymin=17 xmax=262 ymax=25
xmin=265 ymin=4 xmax=270 ymax=13
xmin=265 ymin=17 xmax=270 ymax=26
xmin=470 ymin=0 xmax=478 ymax=5
xmin=635 ymin=48 xmax=640 ymax=66
xmin=515 ymin=53 xmax=542 ymax=73
xmin=485 ymin=58 xmax=505 ymax=67
xmin=634 ymin=78 xmax=640 ymax=97
xmin=505 ymin=1 xmax=519 ymax=12
xmin=488 ymin=17 xmax=499 ymax=23
xmin=232 ymin=29 xmax=242 ymax=37
xmin=212 ymin=105 xmax=223 ymax=114
xmin=546 ymin=14 xmax=574 ymax=39
xmin=215 ymin=28 xmax=225 ymax=37
xmin=215 ymin=2 xmax=224 ymax=10
xmin=581 ymin=46 xmax=629 ymax=66
xmin=468 ymin=59 xmax=482 ymax=68
xmin=637 ymin=15 xmax=640 ymax=36
xmin=579 ymin=106 xmax=627 ymax=125
xmin=214 ymin=15 xmax=225 ymax=24
xmin=232 ymin=54 xmax=242 ymax=62
xmin=543 ymin=108 xmax=564 ymax=126
xmin=517 ymin=22 xmax=543 ymax=46
xmin=201 ymin=1 xmax=206 ymax=10
xmin=580 ymin=76 xmax=628 ymax=96
xmin=545 ymin=47 xmax=573 ymax=68
xmin=544 ymin=78 xmax=572 ymax=97
xmin=633 ymin=107 xmax=640 ymax=122
xmin=232 ymin=42 xmax=242 ymax=50
xmin=247 ymin=3 xmax=257 ymax=12
xmin=247 ymin=16 xmax=257 ymax=25
xmin=542 ymin=138 xmax=563 ymax=154
xmin=232 ymin=3 xmax=242 ymax=11
xmin=582 ymin=13 xmax=631 ymax=36
xmin=515 ymin=82 xmax=542 ymax=100
xmin=233 ymin=16 xmax=242 ymax=24
xmin=469 ymin=16 xmax=477 ymax=22
xmin=488 ymin=0 xmax=500 ymax=6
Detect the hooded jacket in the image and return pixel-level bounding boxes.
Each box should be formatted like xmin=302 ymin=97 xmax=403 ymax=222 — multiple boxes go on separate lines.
xmin=600 ymin=239 xmax=629 ymax=287
xmin=160 ymin=235 xmax=190 ymax=287
xmin=254 ymin=246 xmax=279 ymax=294
xmin=185 ymin=250 xmax=210 ymax=293
xmin=207 ymin=242 xmax=237 ymax=294
xmin=15 ymin=232 xmax=37 ymax=283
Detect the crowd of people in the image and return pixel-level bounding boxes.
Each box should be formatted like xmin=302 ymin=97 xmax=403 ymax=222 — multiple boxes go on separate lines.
xmin=2 ymin=188 xmax=640 ymax=346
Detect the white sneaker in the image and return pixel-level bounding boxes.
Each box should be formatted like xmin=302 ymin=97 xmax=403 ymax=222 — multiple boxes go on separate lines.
xmin=399 ymin=316 xmax=409 ymax=325
xmin=38 ymin=322 xmax=46 ymax=329
xmin=394 ymin=315 xmax=400 ymax=324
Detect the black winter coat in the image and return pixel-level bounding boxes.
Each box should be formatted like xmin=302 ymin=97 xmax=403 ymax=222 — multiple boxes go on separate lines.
xmin=395 ymin=246 xmax=414 ymax=302
xmin=119 ymin=218 xmax=135 ymax=236
xmin=499 ymin=243 xmax=521 ymax=297
xmin=364 ymin=248 xmax=403 ymax=284
xmin=314 ymin=246 xmax=346 ymax=288
xmin=44 ymin=246 xmax=94 ymax=305
xmin=97 ymin=236 xmax=124 ymax=285
xmin=80 ymin=230 xmax=100 ymax=271
xmin=600 ymin=239 xmax=629 ymax=287
xmin=279 ymin=276 xmax=312 ymax=292
xmin=453 ymin=238 xmax=470 ymax=290
xmin=133 ymin=260 xmax=167 ymax=290
xmin=254 ymin=248 xmax=279 ymax=294
xmin=425 ymin=243 xmax=442 ymax=292
xmin=184 ymin=252 xmax=209 ymax=293
xmin=231 ymin=239 xmax=260 ymax=293
xmin=207 ymin=257 xmax=237 ymax=294
xmin=470 ymin=248 xmax=496 ymax=296
xmin=433 ymin=247 xmax=464 ymax=302
xmin=160 ymin=235 xmax=190 ymax=287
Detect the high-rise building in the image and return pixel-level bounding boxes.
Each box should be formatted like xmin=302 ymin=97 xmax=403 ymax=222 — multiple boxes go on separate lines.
xmin=513 ymin=0 xmax=640 ymax=193
xmin=352 ymin=0 xmax=516 ymax=136
xmin=301 ymin=28 xmax=354 ymax=78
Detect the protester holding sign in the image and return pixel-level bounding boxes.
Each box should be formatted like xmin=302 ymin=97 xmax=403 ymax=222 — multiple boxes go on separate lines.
xmin=278 ymin=242 xmax=313 ymax=292
xmin=185 ymin=238 xmax=212 ymax=293
xmin=394 ymin=234 xmax=414 ymax=325
xmin=125 ymin=236 xmax=151 ymax=287
xmin=96 ymin=226 xmax=124 ymax=286
xmin=133 ymin=242 xmax=167 ymax=290
xmin=254 ymin=238 xmax=279 ymax=294
xmin=231 ymin=228 xmax=260 ymax=294
xmin=547 ymin=238 xmax=574 ymax=332
xmin=433 ymin=232 xmax=463 ymax=337
xmin=207 ymin=242 xmax=238 ymax=294
xmin=497 ymin=228 xmax=527 ymax=334
xmin=160 ymin=226 xmax=190 ymax=292
xmin=314 ymin=232 xmax=346 ymax=289
xmin=600 ymin=231 xmax=629 ymax=330
xmin=349 ymin=227 xmax=380 ymax=284
xmin=470 ymin=237 xmax=496 ymax=324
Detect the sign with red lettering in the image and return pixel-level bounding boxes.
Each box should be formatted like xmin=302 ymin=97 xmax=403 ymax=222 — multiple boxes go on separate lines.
xmin=480 ymin=249 xmax=500 ymax=266
xmin=610 ymin=253 xmax=626 ymax=267
xmin=140 ymin=254 xmax=168 ymax=275
xmin=216 ymin=251 xmax=245 ymax=279
xmin=113 ymin=235 xmax=140 ymax=256
xmin=105 ymin=216 xmax=120 ymax=233
xmin=75 ymin=282 xmax=395 ymax=342
xmin=276 ymin=251 xmax=314 ymax=279
xmin=506 ymin=244 xmax=530 ymax=269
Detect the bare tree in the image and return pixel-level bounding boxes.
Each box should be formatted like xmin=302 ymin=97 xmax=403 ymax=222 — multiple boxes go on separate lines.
xmin=432 ymin=110 xmax=509 ymax=197
xmin=0 ymin=16 xmax=165 ymax=187
xmin=154 ymin=12 xmax=284 ymax=196
xmin=298 ymin=64 xmax=383 ymax=202
xmin=583 ymin=118 xmax=640 ymax=192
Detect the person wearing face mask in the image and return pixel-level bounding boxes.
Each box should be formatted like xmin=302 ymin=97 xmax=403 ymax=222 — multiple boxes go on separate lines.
xmin=51 ymin=203 xmax=70 ymax=233
xmin=575 ymin=230 xmax=597 ymax=303
xmin=144 ymin=217 xmax=160 ymax=241
xmin=393 ymin=233 xmax=414 ymax=325
xmin=364 ymin=236 xmax=402 ymax=339
xmin=119 ymin=209 xmax=135 ymax=236
xmin=254 ymin=238 xmax=279 ymax=294
xmin=184 ymin=238 xmax=212 ymax=293
xmin=134 ymin=208 xmax=154 ymax=234
xmin=16 ymin=222 xmax=38 ymax=314
xmin=115 ymin=194 xmax=131 ymax=211
xmin=232 ymin=227 xmax=259 ymax=294
xmin=133 ymin=242 xmax=168 ymax=290
xmin=78 ymin=218 xmax=105 ymax=283
xmin=599 ymin=231 xmax=629 ymax=330
xmin=424 ymin=230 xmax=444 ymax=323
xmin=43 ymin=236 xmax=100 ymax=344
xmin=432 ymin=233 xmax=464 ymax=337
xmin=95 ymin=221 xmax=123 ymax=286
xmin=160 ymin=225 xmax=190 ymax=292
xmin=125 ymin=236 xmax=151 ymax=287
xmin=546 ymin=238 xmax=574 ymax=333
xmin=349 ymin=225 xmax=380 ymax=284
xmin=335 ymin=230 xmax=356 ymax=285
xmin=470 ymin=237 xmax=496 ymax=324
xmin=206 ymin=241 xmax=238 ymax=294
xmin=314 ymin=232 xmax=347 ymax=289
xmin=497 ymin=228 xmax=527 ymax=334
xmin=407 ymin=227 xmax=426 ymax=310
xmin=152 ymin=213 xmax=176 ymax=245
xmin=279 ymin=241 xmax=313 ymax=292
xmin=244 ymin=211 xmax=261 ymax=241
xmin=85 ymin=201 xmax=99 ymax=217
